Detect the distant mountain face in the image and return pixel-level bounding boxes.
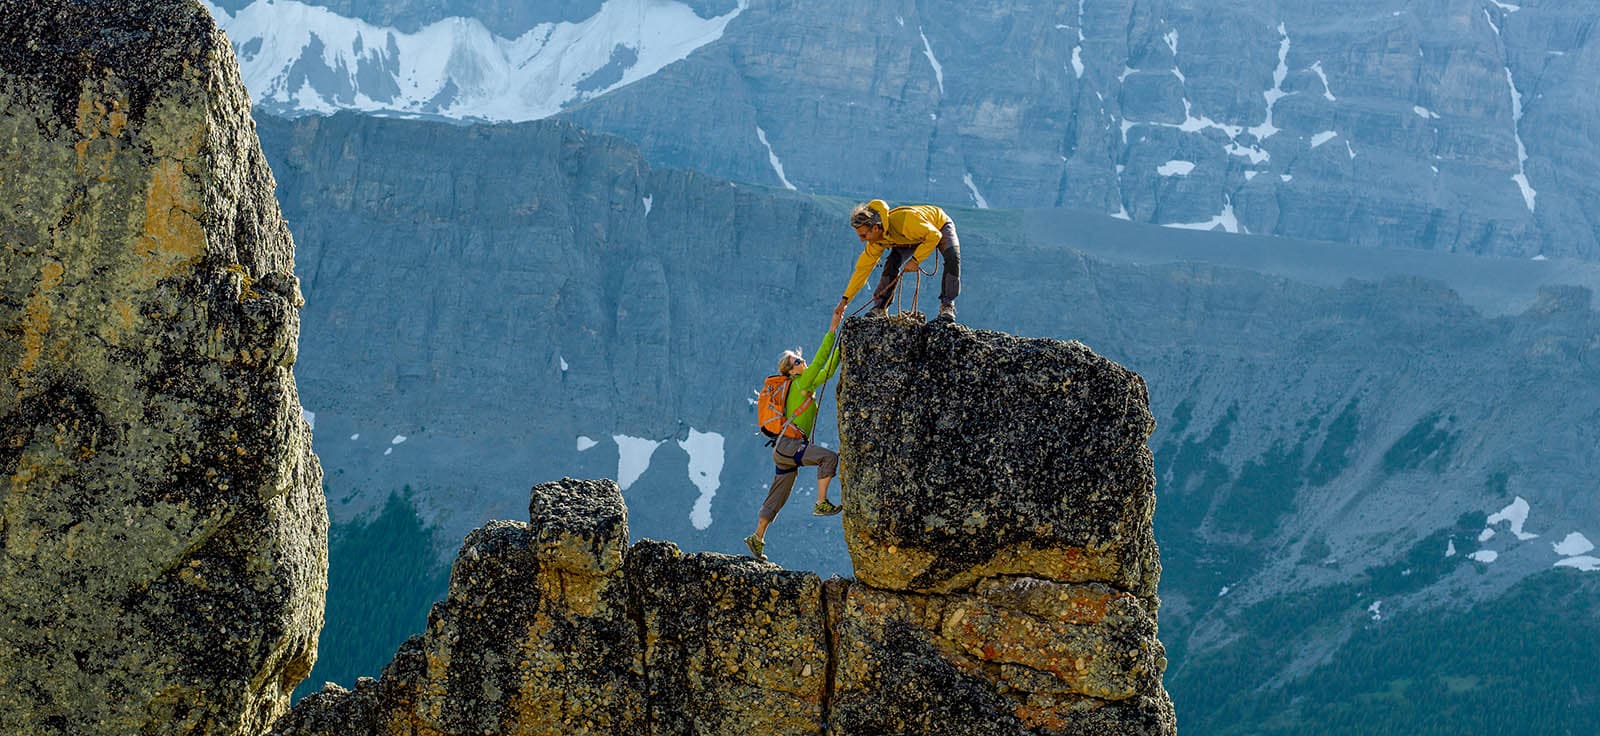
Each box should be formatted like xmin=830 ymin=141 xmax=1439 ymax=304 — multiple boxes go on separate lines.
xmin=208 ymin=0 xmax=740 ymax=36
xmin=203 ymin=0 xmax=746 ymax=120
xmin=255 ymin=111 xmax=1600 ymax=731
xmin=216 ymin=0 xmax=1599 ymax=260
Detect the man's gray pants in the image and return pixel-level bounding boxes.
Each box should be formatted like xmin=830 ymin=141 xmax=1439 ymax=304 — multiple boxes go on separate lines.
xmin=871 ymin=221 xmax=961 ymax=309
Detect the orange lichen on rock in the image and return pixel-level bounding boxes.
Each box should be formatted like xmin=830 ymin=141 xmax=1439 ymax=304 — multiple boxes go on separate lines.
xmin=15 ymin=261 xmax=66 ymax=377
xmin=141 ymin=156 xmax=206 ymax=279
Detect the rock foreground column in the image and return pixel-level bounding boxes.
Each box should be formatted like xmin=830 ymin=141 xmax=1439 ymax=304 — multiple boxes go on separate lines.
xmin=830 ymin=318 xmax=1171 ymax=734
xmin=0 ymin=1 xmax=327 ymax=734
xmin=277 ymin=319 xmax=1174 ymax=735
xmin=836 ymin=317 xmax=1162 ymax=598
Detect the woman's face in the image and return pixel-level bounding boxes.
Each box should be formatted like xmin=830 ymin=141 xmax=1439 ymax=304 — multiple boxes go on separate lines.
xmin=789 ymin=358 xmax=807 ymax=376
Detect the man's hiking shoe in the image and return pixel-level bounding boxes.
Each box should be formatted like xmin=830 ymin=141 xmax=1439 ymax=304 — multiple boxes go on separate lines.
xmin=744 ymin=534 xmax=768 ymax=562
xmin=934 ymin=304 xmax=956 ymax=322
xmin=864 ymin=305 xmax=887 ymax=318
xmin=813 ymin=499 xmax=843 ymax=516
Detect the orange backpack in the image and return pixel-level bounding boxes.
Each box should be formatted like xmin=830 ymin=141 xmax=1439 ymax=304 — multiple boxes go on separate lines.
xmin=757 ymin=375 xmax=809 ymax=440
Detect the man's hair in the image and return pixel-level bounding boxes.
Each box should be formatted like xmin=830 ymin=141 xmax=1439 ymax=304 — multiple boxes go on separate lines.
xmin=777 ymin=349 xmax=804 ymax=375
xmin=849 ymin=203 xmax=881 ymax=228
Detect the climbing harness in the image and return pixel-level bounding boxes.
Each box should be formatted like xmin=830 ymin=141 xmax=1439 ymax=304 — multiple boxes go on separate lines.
xmin=893 ymin=248 xmax=944 ymax=317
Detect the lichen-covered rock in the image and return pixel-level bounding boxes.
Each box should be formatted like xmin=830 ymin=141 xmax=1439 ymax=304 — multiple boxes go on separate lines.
xmin=271 ymin=478 xmax=645 ymax=736
xmin=629 ymin=540 xmax=829 ymax=735
xmin=837 ymin=316 xmax=1161 ymax=598
xmin=0 ymin=1 xmax=326 ymax=733
xmin=831 ymin=581 xmax=1174 ymax=736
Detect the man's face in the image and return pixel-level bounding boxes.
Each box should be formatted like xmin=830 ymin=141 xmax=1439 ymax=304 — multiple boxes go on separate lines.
xmin=854 ymin=224 xmax=883 ymax=243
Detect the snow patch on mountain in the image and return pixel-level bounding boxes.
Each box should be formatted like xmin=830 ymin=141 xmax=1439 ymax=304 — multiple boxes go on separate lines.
xmin=1554 ymin=532 xmax=1595 ymax=556
xmin=680 ymin=428 xmax=724 ymax=530
xmin=203 ymin=0 xmax=746 ymax=121
xmin=1165 ymin=196 xmax=1240 ymax=234
xmin=614 ymin=434 xmax=663 ymax=490
xmin=1487 ymin=496 xmax=1538 ymax=540
xmin=756 ymin=126 xmax=797 ymax=190
xmin=1158 ymin=160 xmax=1196 ymax=176
xmin=1505 ymin=68 xmax=1537 ymax=212
xmin=963 ymin=172 xmax=990 ymax=209
xmin=1310 ymin=61 xmax=1336 ymax=101
xmin=920 ymin=28 xmax=945 ymax=96
xmin=1248 ymin=23 xmax=1292 ymax=140
xmin=1226 ymin=142 xmax=1270 ymax=165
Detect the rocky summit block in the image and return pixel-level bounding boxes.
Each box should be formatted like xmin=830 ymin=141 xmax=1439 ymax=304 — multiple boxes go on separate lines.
xmin=837 ymin=316 xmax=1161 ymax=598
xmin=0 ymin=0 xmax=327 ymax=734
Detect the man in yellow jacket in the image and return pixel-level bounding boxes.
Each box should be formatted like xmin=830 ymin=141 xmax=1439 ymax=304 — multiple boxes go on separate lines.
xmin=831 ymin=199 xmax=961 ymax=323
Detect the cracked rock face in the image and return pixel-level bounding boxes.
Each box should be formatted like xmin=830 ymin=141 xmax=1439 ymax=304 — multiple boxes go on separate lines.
xmin=273 ymin=479 xmax=647 ymax=736
xmin=837 ymin=316 xmax=1162 ymax=600
xmin=276 ymin=320 xmax=1172 ymax=735
xmin=0 ymin=1 xmax=327 ymax=733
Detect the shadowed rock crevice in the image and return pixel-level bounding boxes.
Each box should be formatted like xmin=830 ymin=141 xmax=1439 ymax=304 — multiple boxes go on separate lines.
xmin=275 ymin=319 xmax=1173 ymax=735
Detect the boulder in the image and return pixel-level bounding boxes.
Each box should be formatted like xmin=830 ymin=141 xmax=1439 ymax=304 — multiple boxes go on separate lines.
xmin=0 ymin=0 xmax=326 ymax=733
xmin=837 ymin=316 xmax=1161 ymax=599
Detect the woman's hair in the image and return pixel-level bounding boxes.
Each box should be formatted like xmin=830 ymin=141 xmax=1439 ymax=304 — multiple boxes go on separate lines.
xmin=849 ymin=202 xmax=881 ymax=228
xmin=777 ymin=349 xmax=804 ymax=374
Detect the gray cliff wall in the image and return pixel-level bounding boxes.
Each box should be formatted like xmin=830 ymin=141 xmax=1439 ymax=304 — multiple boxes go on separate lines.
xmin=0 ymin=1 xmax=327 ymax=733
xmin=273 ymin=321 xmax=1174 ymax=735
xmin=203 ymin=0 xmax=1600 ymax=259
xmin=558 ymin=0 xmax=1598 ymax=259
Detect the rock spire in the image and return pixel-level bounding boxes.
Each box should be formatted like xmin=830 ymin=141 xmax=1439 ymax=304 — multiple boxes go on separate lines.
xmin=1 ymin=1 xmax=327 ymax=733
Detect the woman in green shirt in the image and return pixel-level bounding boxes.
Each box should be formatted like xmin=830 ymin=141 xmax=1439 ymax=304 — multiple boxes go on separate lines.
xmin=745 ymin=312 xmax=844 ymax=563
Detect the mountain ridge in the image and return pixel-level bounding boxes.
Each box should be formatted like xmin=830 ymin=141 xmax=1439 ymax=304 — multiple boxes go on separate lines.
xmin=207 ymin=0 xmax=1600 ymax=260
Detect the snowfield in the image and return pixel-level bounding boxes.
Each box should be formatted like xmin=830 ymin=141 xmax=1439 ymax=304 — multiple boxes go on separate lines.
xmin=205 ymin=0 xmax=746 ymax=121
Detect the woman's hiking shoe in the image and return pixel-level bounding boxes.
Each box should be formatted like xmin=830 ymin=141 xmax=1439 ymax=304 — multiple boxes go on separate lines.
xmin=813 ymin=499 xmax=843 ymax=516
xmin=744 ymin=534 xmax=768 ymax=562
xmin=935 ymin=303 xmax=956 ymax=322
